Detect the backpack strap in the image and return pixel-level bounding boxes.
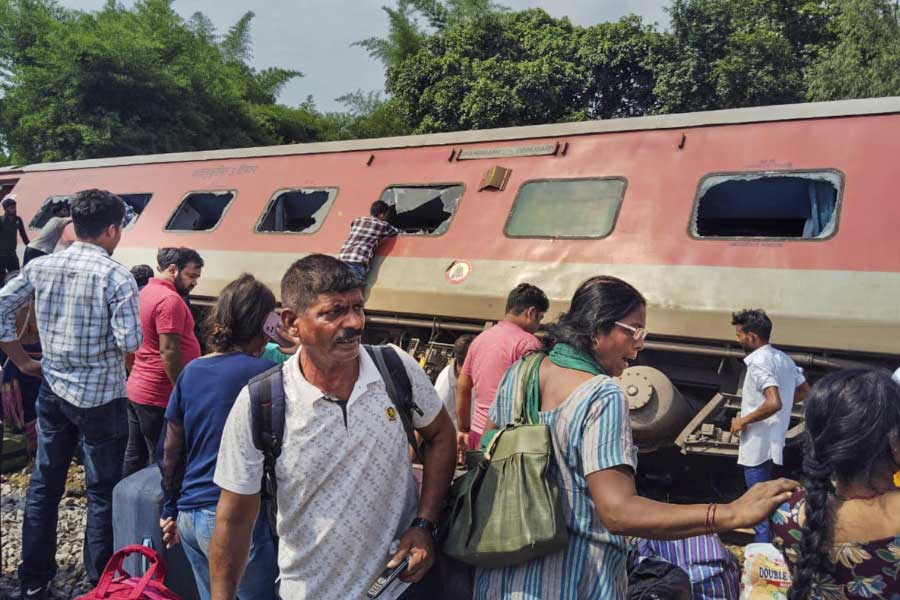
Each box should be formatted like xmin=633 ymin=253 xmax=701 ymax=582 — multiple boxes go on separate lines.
xmin=364 ymin=344 xmax=424 ymax=464
xmin=248 ymin=364 xmax=285 ymax=538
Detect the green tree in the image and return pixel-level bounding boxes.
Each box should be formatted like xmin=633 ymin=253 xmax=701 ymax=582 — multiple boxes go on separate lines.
xmin=652 ymin=0 xmax=833 ymax=113
xmin=331 ymin=90 xmax=410 ymax=139
xmin=806 ymin=0 xmax=900 ymax=100
xmin=577 ymin=16 xmax=670 ymax=118
xmin=355 ymin=1 xmax=427 ymax=69
xmin=362 ymin=2 xmax=679 ymax=132
xmin=0 ymin=0 xmax=325 ymax=163
xmin=387 ymin=9 xmax=587 ymax=132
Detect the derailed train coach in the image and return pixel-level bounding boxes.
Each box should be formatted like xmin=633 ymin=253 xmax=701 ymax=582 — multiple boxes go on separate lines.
xmin=3 ymin=97 xmax=899 ymax=499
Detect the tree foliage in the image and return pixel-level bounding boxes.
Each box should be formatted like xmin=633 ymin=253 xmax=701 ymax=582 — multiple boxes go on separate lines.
xmin=373 ymin=6 xmax=667 ymax=133
xmin=0 ymin=0 xmax=376 ymax=163
xmin=652 ymin=0 xmax=835 ymax=112
xmin=806 ymin=0 xmax=900 ymax=100
xmin=367 ymin=0 xmax=850 ymax=132
xmin=2 ymin=0 xmax=900 ymax=163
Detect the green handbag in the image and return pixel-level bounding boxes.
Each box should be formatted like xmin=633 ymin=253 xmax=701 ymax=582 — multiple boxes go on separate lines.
xmin=441 ymin=352 xmax=568 ymax=568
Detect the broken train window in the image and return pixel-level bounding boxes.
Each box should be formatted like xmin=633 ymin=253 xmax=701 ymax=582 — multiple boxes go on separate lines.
xmin=692 ymin=171 xmax=842 ymax=239
xmin=256 ymin=188 xmax=337 ymax=234
xmin=30 ymin=193 xmax=153 ymax=230
xmin=379 ymin=184 xmax=463 ymax=235
xmin=119 ymin=194 xmax=153 ymax=229
xmin=165 ymin=191 xmax=235 ymax=232
xmin=505 ymin=178 xmax=626 ymax=238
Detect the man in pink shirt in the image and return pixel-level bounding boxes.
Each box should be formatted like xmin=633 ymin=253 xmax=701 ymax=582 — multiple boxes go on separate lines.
xmin=456 ymin=283 xmax=549 ymax=451
xmin=124 ymin=247 xmax=203 ymax=476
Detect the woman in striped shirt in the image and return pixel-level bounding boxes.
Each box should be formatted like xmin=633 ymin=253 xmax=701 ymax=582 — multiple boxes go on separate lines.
xmin=475 ymin=276 xmax=798 ymax=600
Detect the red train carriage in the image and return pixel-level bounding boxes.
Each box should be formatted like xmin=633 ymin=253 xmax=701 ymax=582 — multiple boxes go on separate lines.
xmin=3 ymin=97 xmax=899 ymax=499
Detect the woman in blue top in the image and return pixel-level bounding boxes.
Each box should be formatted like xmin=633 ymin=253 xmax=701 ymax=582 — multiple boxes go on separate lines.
xmin=476 ymin=276 xmax=799 ymax=599
xmin=160 ymin=274 xmax=279 ymax=600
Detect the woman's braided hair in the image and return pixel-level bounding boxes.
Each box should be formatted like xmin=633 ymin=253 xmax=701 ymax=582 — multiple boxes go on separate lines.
xmin=788 ymin=368 xmax=900 ymax=599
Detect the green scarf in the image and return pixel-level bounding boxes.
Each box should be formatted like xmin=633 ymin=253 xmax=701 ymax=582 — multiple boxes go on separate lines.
xmin=480 ymin=343 xmax=604 ymax=453
xmin=547 ymin=343 xmax=604 ymax=376
xmin=523 ymin=343 xmax=604 ymax=423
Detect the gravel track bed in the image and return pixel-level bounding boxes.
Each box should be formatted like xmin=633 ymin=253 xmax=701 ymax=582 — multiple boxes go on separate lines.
xmin=1 ymin=465 xmax=93 ymax=599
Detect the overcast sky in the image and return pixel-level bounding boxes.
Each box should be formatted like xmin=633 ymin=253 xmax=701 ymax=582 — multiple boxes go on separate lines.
xmin=60 ymin=0 xmax=669 ymax=111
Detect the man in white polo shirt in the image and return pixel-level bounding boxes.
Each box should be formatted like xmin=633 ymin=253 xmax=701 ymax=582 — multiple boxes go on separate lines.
xmin=729 ymin=308 xmax=810 ymax=543
xmin=209 ymin=254 xmax=456 ymax=600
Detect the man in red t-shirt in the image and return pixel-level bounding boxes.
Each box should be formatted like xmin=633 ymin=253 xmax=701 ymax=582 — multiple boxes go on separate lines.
xmin=455 ymin=283 xmax=548 ymax=452
xmin=123 ymin=247 xmax=203 ymax=476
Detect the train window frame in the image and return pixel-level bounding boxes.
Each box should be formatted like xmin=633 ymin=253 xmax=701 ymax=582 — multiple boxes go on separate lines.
xmin=28 ymin=195 xmax=70 ymax=230
xmin=29 ymin=193 xmax=154 ymax=231
xmin=164 ymin=189 xmax=237 ymax=233
xmin=503 ymin=177 xmax=628 ymax=240
xmin=119 ymin=193 xmax=153 ymax=231
xmin=377 ymin=182 xmax=465 ymax=237
xmin=688 ymin=169 xmax=845 ymax=242
xmin=254 ymin=187 xmax=339 ymax=235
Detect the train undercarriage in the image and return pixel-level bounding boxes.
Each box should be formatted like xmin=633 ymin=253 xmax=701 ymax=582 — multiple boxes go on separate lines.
xmin=362 ymin=309 xmax=895 ymax=503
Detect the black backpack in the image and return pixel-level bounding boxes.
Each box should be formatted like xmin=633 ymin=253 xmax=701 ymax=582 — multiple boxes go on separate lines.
xmin=248 ymin=344 xmax=423 ymax=536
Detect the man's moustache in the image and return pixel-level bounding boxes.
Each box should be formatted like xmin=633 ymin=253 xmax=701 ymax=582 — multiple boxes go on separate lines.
xmin=335 ymin=329 xmax=363 ymax=342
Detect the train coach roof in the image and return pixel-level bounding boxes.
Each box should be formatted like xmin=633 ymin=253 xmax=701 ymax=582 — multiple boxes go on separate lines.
xmin=22 ymin=96 xmax=900 ymax=173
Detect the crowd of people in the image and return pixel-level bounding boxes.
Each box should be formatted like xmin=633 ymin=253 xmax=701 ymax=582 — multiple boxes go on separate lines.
xmin=0 ymin=188 xmax=898 ymax=600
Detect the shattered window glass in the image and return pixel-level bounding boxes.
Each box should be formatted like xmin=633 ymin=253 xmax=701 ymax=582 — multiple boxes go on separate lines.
xmin=166 ymin=191 xmax=235 ymax=231
xmin=379 ymin=185 xmax=463 ymax=235
xmin=119 ymin=194 xmax=152 ymax=229
xmin=28 ymin=195 xmax=70 ymax=229
xmin=693 ymin=171 xmax=842 ymax=239
xmin=30 ymin=193 xmax=152 ymax=230
xmin=505 ymin=178 xmax=626 ymax=238
xmin=256 ymin=188 xmax=337 ymax=234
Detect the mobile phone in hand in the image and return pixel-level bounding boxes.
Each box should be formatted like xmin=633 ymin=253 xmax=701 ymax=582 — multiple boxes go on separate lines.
xmin=263 ymin=310 xmax=293 ymax=347
xmin=366 ymin=555 xmax=410 ymax=599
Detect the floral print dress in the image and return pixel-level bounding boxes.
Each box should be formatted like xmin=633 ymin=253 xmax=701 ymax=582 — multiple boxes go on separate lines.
xmin=771 ymin=490 xmax=900 ymax=599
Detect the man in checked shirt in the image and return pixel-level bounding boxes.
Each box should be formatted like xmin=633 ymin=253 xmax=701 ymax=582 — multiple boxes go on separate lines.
xmin=0 ymin=189 xmax=142 ymax=600
xmin=337 ymin=200 xmax=399 ymax=282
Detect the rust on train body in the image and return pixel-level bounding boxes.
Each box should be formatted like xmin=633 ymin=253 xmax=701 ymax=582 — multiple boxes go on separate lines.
xmin=4 ymin=97 xmax=900 ymax=484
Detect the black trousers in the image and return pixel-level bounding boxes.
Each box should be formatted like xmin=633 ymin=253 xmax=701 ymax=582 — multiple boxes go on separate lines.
xmin=122 ymin=401 xmax=166 ymax=477
xmin=0 ymin=252 xmax=20 ymax=283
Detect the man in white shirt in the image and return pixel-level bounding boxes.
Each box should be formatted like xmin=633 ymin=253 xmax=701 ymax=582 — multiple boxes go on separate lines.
xmin=209 ymin=254 xmax=456 ymax=600
xmin=729 ymin=309 xmax=810 ymax=543
xmin=433 ymin=334 xmax=474 ymax=431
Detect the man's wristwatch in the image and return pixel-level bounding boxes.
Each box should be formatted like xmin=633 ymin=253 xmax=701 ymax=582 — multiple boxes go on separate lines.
xmin=410 ymin=517 xmax=438 ymax=539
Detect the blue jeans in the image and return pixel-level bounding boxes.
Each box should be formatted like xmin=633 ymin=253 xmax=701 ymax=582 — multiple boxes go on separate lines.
xmin=344 ymin=261 xmax=367 ymax=281
xmin=18 ymin=384 xmax=128 ymax=588
xmin=177 ymin=506 xmax=279 ymax=600
xmin=744 ymin=460 xmax=775 ymax=543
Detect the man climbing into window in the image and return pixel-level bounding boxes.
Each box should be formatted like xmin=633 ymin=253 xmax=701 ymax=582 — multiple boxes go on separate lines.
xmin=337 ymin=200 xmax=398 ymax=282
